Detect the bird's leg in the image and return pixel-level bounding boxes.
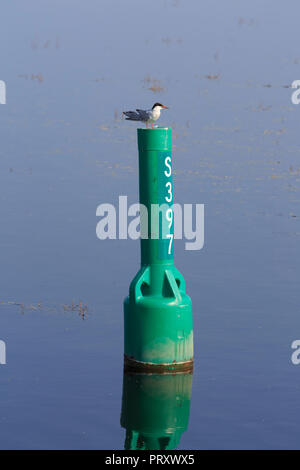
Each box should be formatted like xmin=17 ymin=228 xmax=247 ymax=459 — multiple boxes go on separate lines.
xmin=146 ymin=122 xmax=148 ymax=129
xmin=152 ymin=123 xmax=154 ymax=129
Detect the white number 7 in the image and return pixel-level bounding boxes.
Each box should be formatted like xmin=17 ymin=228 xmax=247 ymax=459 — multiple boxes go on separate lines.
xmin=166 ymin=233 xmax=173 ymax=254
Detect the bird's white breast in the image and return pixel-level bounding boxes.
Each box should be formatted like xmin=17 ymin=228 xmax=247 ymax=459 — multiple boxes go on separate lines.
xmin=149 ymin=107 xmax=161 ymax=122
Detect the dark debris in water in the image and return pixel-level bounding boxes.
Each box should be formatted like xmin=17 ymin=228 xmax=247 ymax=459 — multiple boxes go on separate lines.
xmin=205 ymin=74 xmax=220 ymax=80
xmin=0 ymin=300 xmax=89 ymax=320
xmin=30 ymin=36 xmax=60 ymax=50
xmin=143 ymin=75 xmax=165 ymax=93
xmin=238 ymin=17 xmax=257 ymax=27
xmin=18 ymin=73 xmax=44 ymax=83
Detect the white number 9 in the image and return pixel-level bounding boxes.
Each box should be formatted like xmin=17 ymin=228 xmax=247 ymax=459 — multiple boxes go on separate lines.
xmin=166 ymin=208 xmax=173 ymax=228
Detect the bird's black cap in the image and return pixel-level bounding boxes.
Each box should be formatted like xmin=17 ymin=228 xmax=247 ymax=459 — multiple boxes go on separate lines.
xmin=152 ymin=102 xmax=164 ymax=109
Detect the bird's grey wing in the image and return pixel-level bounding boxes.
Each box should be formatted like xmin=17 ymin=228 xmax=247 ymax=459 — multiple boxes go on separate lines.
xmin=123 ymin=110 xmax=140 ymax=121
xmin=136 ymin=109 xmax=150 ymax=121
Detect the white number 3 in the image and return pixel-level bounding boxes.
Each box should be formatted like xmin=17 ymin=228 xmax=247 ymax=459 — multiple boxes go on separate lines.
xmin=165 ymin=182 xmax=172 ymax=202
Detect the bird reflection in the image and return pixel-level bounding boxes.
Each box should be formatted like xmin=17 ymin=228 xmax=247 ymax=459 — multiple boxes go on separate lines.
xmin=120 ymin=372 xmax=193 ymax=450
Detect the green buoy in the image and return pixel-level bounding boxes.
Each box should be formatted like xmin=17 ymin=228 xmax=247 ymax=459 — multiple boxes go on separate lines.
xmin=124 ymin=128 xmax=193 ymax=372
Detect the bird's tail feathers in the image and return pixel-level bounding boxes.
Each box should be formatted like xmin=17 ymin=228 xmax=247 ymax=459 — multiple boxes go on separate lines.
xmin=123 ymin=111 xmax=140 ymax=121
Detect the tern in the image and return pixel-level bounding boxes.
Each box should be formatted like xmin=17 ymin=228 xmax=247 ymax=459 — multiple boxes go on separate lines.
xmin=123 ymin=102 xmax=168 ymax=128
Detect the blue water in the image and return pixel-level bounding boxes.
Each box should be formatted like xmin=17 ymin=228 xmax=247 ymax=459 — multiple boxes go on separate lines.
xmin=0 ymin=0 xmax=300 ymax=449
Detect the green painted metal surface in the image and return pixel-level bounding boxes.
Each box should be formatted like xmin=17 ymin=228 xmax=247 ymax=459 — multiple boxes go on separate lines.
xmin=121 ymin=372 xmax=193 ymax=450
xmin=124 ymin=128 xmax=193 ymax=370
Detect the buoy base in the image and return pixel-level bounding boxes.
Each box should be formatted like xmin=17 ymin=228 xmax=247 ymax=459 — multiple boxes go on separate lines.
xmin=124 ymin=265 xmax=193 ymax=368
xmin=124 ymin=354 xmax=194 ymax=374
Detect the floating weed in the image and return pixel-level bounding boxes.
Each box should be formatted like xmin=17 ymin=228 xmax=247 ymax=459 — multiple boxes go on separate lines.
xmin=161 ymin=37 xmax=183 ymax=45
xmin=263 ymin=128 xmax=286 ymax=135
xmin=149 ymin=82 xmax=164 ymax=93
xmin=31 ymin=37 xmax=60 ymax=50
xmin=238 ymin=17 xmax=256 ymax=26
xmin=143 ymin=75 xmax=165 ymax=93
xmin=1 ymin=300 xmax=89 ymax=320
xmin=252 ymin=104 xmax=272 ymax=112
xmin=205 ymin=74 xmax=220 ymax=80
xmin=18 ymin=73 xmax=44 ymax=83
xmin=63 ymin=301 xmax=88 ymax=320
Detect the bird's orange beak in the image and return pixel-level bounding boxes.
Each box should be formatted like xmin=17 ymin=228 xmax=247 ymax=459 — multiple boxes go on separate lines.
xmin=162 ymin=106 xmax=168 ymax=109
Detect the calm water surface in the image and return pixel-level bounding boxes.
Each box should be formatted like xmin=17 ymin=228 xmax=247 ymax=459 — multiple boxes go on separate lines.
xmin=0 ymin=0 xmax=299 ymax=449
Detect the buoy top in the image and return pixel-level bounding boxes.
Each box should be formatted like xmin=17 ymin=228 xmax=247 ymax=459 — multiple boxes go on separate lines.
xmin=138 ymin=127 xmax=171 ymax=151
